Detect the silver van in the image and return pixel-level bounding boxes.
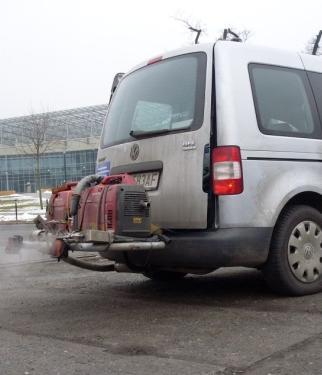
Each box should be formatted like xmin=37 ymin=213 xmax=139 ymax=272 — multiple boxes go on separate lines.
xmin=97 ymin=41 xmax=322 ymax=296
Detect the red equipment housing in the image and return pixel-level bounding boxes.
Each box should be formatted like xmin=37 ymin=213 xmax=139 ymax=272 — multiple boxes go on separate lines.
xmin=47 ymin=174 xmax=151 ymax=237
xmin=47 ymin=182 xmax=77 ymax=232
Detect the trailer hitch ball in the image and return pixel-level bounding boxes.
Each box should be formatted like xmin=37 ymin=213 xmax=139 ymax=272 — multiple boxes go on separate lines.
xmin=50 ymin=239 xmax=68 ymax=259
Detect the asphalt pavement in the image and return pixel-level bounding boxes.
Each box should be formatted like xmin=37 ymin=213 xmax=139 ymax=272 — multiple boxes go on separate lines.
xmin=1 ymin=224 xmax=322 ymax=375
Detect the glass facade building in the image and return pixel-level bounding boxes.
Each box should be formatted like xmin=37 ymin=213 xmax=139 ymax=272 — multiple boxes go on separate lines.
xmin=0 ymin=105 xmax=107 ymax=193
xmin=0 ymin=149 xmax=98 ymax=192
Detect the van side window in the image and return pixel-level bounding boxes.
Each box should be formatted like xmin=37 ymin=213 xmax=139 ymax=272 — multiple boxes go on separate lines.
xmin=249 ymin=64 xmax=320 ymax=138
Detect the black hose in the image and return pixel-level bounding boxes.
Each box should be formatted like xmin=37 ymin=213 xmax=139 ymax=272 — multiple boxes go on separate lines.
xmin=62 ymin=256 xmax=115 ymax=272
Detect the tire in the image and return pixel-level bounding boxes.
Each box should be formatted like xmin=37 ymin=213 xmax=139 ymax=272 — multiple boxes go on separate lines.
xmin=142 ymin=270 xmax=187 ymax=282
xmin=263 ymin=205 xmax=322 ymax=296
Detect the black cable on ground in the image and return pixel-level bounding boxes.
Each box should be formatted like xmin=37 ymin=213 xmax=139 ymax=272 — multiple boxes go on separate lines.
xmin=62 ymin=256 xmax=115 ymax=272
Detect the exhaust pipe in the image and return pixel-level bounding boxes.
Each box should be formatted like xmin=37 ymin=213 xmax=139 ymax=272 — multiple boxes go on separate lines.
xmin=68 ymin=241 xmax=165 ymax=252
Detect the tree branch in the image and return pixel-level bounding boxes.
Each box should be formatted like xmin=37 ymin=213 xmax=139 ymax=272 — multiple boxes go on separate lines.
xmin=174 ymin=17 xmax=205 ymax=44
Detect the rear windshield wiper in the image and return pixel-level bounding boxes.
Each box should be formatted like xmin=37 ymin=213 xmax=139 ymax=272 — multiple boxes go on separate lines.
xmin=129 ymin=128 xmax=171 ymax=139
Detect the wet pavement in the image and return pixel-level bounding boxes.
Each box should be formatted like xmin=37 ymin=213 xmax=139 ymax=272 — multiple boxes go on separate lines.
xmin=1 ymin=224 xmax=322 ymax=374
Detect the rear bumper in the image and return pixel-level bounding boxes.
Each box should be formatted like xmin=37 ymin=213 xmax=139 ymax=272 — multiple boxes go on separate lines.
xmin=108 ymin=227 xmax=273 ymax=269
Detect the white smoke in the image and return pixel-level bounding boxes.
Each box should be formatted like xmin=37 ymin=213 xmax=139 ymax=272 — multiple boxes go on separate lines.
xmin=0 ymin=225 xmax=52 ymax=267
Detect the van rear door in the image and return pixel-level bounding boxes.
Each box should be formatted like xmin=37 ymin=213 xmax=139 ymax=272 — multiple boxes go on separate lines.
xmin=97 ymin=45 xmax=213 ymax=229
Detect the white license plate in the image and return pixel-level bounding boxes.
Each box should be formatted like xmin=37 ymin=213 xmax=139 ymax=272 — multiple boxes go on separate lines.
xmin=132 ymin=171 xmax=160 ymax=190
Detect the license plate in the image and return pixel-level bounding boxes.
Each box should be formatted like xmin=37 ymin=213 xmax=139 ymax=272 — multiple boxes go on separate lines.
xmin=132 ymin=171 xmax=160 ymax=190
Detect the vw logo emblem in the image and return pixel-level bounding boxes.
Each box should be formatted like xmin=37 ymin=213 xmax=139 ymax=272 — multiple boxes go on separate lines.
xmin=130 ymin=143 xmax=140 ymax=161
xmin=304 ymin=243 xmax=314 ymax=260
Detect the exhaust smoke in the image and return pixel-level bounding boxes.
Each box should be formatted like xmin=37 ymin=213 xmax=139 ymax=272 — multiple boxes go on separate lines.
xmin=0 ymin=225 xmax=52 ymax=267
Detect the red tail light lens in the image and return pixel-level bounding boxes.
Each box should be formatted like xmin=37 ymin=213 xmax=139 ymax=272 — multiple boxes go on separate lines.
xmin=212 ymin=146 xmax=243 ymax=195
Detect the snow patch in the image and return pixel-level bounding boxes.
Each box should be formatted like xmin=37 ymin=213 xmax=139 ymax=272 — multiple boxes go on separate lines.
xmin=0 ymin=193 xmax=48 ymax=222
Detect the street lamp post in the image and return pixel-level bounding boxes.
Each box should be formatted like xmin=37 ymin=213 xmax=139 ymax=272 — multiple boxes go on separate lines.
xmin=5 ymin=155 xmax=9 ymax=191
xmin=5 ymin=171 xmax=9 ymax=191
xmin=63 ymin=151 xmax=67 ymax=183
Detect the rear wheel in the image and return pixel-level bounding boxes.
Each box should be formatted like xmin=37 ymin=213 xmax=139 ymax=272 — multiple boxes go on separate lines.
xmin=263 ymin=205 xmax=322 ymax=296
xmin=142 ymin=270 xmax=187 ymax=282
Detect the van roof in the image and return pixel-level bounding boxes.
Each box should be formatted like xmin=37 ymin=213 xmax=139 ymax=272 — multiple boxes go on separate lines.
xmin=126 ymin=42 xmax=214 ymax=76
xmin=125 ymin=41 xmax=322 ymax=77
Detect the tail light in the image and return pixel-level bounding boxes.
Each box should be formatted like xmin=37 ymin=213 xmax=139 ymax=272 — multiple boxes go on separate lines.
xmin=212 ymin=146 xmax=243 ymax=195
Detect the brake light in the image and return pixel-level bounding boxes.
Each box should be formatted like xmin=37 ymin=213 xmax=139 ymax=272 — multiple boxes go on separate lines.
xmin=147 ymin=56 xmax=162 ymax=65
xmin=212 ymin=146 xmax=243 ymax=195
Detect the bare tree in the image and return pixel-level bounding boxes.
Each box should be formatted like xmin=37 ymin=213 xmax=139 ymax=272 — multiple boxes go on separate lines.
xmin=174 ymin=17 xmax=206 ymax=44
xmin=174 ymin=15 xmax=252 ymax=45
xmin=305 ymin=30 xmax=322 ymax=55
xmin=237 ymin=29 xmax=253 ymax=42
xmin=218 ymin=28 xmax=253 ymax=42
xmin=17 ymin=111 xmax=57 ymax=209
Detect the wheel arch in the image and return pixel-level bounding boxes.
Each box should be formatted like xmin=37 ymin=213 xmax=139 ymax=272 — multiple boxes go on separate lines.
xmin=272 ymin=190 xmax=322 ymax=240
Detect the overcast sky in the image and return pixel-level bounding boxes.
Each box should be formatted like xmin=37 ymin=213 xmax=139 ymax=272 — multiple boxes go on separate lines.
xmin=1 ymin=0 xmax=322 ymax=119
